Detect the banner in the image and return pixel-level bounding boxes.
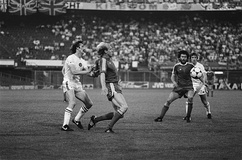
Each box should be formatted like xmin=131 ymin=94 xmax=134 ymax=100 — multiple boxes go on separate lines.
xmin=65 ymin=2 xmax=242 ymax=11
xmin=120 ymin=81 xmax=149 ymax=89
xmin=9 ymin=0 xmax=37 ymax=16
xmin=214 ymin=82 xmax=242 ymax=90
xmin=39 ymin=0 xmax=66 ymax=16
xmin=0 ymin=0 xmax=7 ymax=12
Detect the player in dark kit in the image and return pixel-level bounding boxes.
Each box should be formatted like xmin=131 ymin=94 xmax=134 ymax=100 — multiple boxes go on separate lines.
xmin=88 ymin=42 xmax=128 ymax=133
xmin=154 ymin=50 xmax=195 ymax=123
xmin=206 ymin=67 xmax=215 ymax=97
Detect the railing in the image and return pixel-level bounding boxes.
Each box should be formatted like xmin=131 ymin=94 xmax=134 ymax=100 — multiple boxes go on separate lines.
xmin=1 ymin=70 xmax=242 ymax=90
xmin=31 ymin=70 xmax=171 ymax=88
xmin=0 ymin=72 xmax=34 ymax=86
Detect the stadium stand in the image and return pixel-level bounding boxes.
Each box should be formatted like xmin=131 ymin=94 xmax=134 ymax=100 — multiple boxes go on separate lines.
xmin=0 ymin=10 xmax=242 ymax=71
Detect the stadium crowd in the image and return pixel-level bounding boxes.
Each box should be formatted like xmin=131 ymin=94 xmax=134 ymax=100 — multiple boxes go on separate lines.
xmin=0 ymin=11 xmax=241 ymax=70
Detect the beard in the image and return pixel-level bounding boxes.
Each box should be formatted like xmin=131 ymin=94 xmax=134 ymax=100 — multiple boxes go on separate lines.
xmin=180 ymin=59 xmax=187 ymax=64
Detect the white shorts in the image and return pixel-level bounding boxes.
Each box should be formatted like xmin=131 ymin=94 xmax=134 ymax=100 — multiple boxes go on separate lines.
xmin=62 ymin=80 xmax=84 ymax=93
xmin=193 ymin=83 xmax=207 ymax=95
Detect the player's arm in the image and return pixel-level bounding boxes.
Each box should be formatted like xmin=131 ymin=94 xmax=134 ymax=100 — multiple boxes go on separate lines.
xmin=61 ymin=66 xmax=65 ymax=76
xmin=69 ymin=63 xmax=91 ymax=75
xmin=171 ymin=65 xmax=178 ymax=87
xmin=100 ymin=58 xmax=108 ymax=95
xmin=100 ymin=72 xmax=108 ymax=95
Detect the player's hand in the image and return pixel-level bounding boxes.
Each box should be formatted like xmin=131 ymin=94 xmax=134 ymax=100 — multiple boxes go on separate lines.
xmin=87 ymin=66 xmax=93 ymax=72
xmin=173 ymin=82 xmax=178 ymax=88
xmin=118 ymin=79 xmax=122 ymax=90
xmin=204 ymin=83 xmax=208 ymax=88
xmin=101 ymin=87 xmax=108 ymax=95
xmin=118 ymin=79 xmax=122 ymax=85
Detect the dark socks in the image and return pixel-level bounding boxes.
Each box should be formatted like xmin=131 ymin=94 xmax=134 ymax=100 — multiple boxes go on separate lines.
xmin=108 ymin=112 xmax=122 ymax=129
xmin=186 ymin=102 xmax=193 ymax=118
xmin=159 ymin=106 xmax=169 ymax=119
xmin=94 ymin=112 xmax=114 ymax=123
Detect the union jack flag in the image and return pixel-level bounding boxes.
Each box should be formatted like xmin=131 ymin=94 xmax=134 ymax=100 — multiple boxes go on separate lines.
xmin=0 ymin=0 xmax=7 ymax=12
xmin=39 ymin=0 xmax=66 ymax=16
xmin=9 ymin=0 xmax=37 ymax=16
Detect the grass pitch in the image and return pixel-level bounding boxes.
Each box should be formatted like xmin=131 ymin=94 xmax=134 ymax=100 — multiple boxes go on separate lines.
xmin=0 ymin=89 xmax=242 ymax=160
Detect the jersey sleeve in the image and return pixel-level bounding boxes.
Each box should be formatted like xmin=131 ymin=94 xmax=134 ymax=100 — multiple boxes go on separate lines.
xmin=100 ymin=58 xmax=107 ymax=74
xmin=66 ymin=56 xmax=75 ymax=66
xmin=172 ymin=64 xmax=177 ymax=75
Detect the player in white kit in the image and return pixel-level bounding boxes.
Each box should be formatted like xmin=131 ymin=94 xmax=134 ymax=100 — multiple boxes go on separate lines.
xmin=184 ymin=53 xmax=212 ymax=120
xmin=61 ymin=40 xmax=93 ymax=131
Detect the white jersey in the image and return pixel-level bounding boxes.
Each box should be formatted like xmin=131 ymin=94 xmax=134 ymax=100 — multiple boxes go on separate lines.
xmin=63 ymin=54 xmax=88 ymax=82
xmin=192 ymin=62 xmax=206 ymax=85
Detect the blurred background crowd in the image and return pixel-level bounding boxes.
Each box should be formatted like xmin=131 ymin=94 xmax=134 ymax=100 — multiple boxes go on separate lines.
xmin=0 ymin=10 xmax=241 ymax=71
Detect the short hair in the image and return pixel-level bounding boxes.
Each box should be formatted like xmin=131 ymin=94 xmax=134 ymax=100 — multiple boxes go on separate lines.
xmin=70 ymin=40 xmax=83 ymax=54
xmin=190 ymin=53 xmax=198 ymax=58
xmin=178 ymin=50 xmax=189 ymax=58
xmin=97 ymin=42 xmax=108 ymax=55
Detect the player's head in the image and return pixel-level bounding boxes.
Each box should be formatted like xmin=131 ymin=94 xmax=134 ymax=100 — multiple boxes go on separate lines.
xmin=208 ymin=66 xmax=212 ymax=71
xmin=190 ymin=53 xmax=198 ymax=64
xmin=70 ymin=40 xmax=84 ymax=54
xmin=178 ymin=50 xmax=189 ymax=64
xmin=96 ymin=42 xmax=110 ymax=57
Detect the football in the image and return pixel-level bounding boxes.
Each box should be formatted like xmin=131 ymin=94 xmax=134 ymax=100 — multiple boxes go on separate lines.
xmin=190 ymin=67 xmax=203 ymax=79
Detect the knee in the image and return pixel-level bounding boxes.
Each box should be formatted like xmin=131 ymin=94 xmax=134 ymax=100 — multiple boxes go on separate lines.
xmin=86 ymin=101 xmax=93 ymax=110
xmin=164 ymin=101 xmax=171 ymax=107
xmin=68 ymin=100 xmax=76 ymax=108
xmin=119 ymin=104 xmax=128 ymax=115
xmin=122 ymin=104 xmax=128 ymax=113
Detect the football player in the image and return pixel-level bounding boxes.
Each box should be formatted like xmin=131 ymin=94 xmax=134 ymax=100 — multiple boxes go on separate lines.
xmin=184 ymin=53 xmax=212 ymax=120
xmin=61 ymin=40 xmax=93 ymax=131
xmin=154 ymin=50 xmax=195 ymax=123
xmin=206 ymin=66 xmax=215 ymax=97
xmin=87 ymin=42 xmax=128 ymax=133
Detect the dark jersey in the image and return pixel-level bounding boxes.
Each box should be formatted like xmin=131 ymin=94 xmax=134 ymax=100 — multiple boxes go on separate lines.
xmin=207 ymin=71 xmax=214 ymax=84
xmin=89 ymin=59 xmax=100 ymax=77
xmin=172 ymin=62 xmax=194 ymax=87
xmin=100 ymin=55 xmax=119 ymax=83
xmin=207 ymin=71 xmax=214 ymax=81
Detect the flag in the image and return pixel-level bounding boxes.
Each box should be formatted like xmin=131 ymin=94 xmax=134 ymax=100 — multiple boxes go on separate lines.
xmin=0 ymin=0 xmax=7 ymax=12
xmin=9 ymin=0 xmax=37 ymax=16
xmin=39 ymin=0 xmax=66 ymax=16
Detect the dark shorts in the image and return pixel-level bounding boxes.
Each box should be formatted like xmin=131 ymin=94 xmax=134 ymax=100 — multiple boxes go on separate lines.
xmin=207 ymin=80 xmax=214 ymax=85
xmin=106 ymin=82 xmax=122 ymax=101
xmin=173 ymin=86 xmax=194 ymax=98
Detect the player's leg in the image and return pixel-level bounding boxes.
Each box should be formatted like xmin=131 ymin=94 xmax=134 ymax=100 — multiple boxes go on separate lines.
xmin=199 ymin=95 xmax=212 ymax=119
xmin=63 ymin=92 xmax=67 ymax=102
xmin=88 ymin=112 xmax=114 ymax=130
xmin=75 ymin=90 xmax=93 ymax=120
xmin=185 ymin=84 xmax=198 ymax=117
xmin=88 ymin=83 xmax=125 ymax=131
xmin=72 ymin=90 xmax=93 ymax=129
xmin=184 ymin=89 xmax=194 ymax=122
xmin=62 ymin=89 xmax=76 ymax=131
xmin=105 ymin=92 xmax=128 ymax=133
xmin=62 ymin=81 xmax=68 ymax=102
xmin=210 ymin=84 xmax=214 ymax=97
xmin=154 ymin=91 xmax=180 ymax=122
xmin=185 ymin=83 xmax=201 ymax=118
xmin=207 ymin=86 xmax=210 ymax=97
xmin=197 ymin=85 xmax=212 ymax=119
xmin=91 ymin=99 xmax=121 ymax=124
